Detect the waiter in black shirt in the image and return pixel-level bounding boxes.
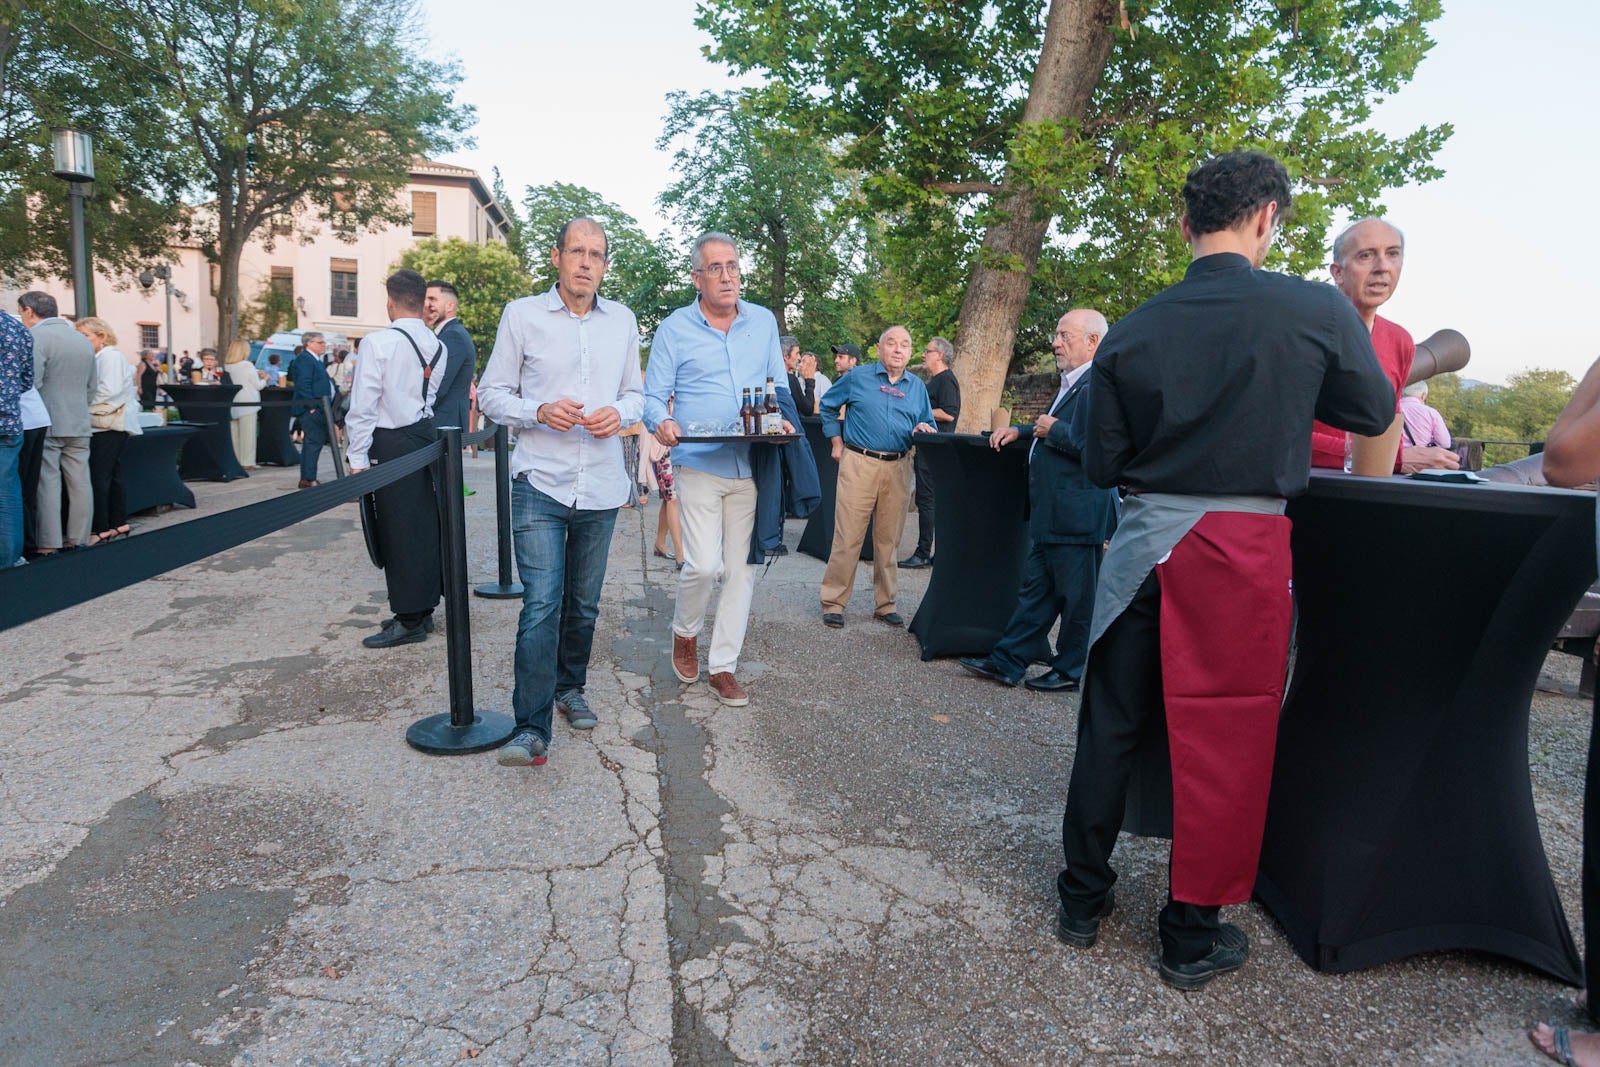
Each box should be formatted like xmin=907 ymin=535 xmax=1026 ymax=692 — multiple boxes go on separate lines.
xmin=1054 ymin=151 xmax=1394 ymax=989
xmin=899 ymin=337 xmax=960 ymax=569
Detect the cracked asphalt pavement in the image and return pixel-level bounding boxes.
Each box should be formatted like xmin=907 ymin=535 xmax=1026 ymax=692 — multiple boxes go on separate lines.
xmin=1 ymin=457 xmax=1593 ymax=1065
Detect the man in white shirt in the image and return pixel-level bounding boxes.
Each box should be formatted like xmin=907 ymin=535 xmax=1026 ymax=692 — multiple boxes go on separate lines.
xmin=345 ymin=270 xmax=449 ymax=649
xmin=477 ymin=217 xmax=644 ymax=768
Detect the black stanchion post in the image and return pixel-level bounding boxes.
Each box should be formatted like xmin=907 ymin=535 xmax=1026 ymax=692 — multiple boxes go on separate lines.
xmin=406 ymin=426 xmax=516 ymax=755
xmin=320 ymin=395 xmax=348 ymax=480
xmin=474 ymin=422 xmax=524 ymax=599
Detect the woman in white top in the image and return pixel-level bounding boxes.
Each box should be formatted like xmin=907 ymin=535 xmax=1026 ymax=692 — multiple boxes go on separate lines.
xmin=75 ymin=317 xmax=142 ymax=543
xmin=224 ymin=339 xmax=264 ymax=467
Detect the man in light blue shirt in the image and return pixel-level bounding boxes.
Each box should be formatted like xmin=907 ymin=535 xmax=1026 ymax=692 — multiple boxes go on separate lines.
xmin=645 ymin=232 xmax=790 ymax=707
xmin=479 ymin=217 xmax=644 ymax=767
xmin=817 ymin=325 xmax=935 ymax=629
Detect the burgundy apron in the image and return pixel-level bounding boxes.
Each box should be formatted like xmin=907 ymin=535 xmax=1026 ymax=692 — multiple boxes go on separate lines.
xmin=1154 ymin=510 xmax=1294 ymax=905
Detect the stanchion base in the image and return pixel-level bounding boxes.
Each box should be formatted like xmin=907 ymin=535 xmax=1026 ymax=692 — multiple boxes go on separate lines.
xmin=474 ymin=582 xmax=524 ymax=599
xmin=406 ymin=710 xmax=517 ymax=755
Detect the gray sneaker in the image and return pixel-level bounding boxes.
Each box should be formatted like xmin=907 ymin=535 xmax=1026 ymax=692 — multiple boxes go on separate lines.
xmin=556 ymin=689 xmax=597 ymax=729
xmin=497 ymin=729 xmax=547 ymax=766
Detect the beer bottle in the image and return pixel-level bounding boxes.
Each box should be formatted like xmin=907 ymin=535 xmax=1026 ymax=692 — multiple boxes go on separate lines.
xmin=740 ymin=388 xmax=755 ymax=435
xmin=762 ymin=377 xmax=782 ymax=434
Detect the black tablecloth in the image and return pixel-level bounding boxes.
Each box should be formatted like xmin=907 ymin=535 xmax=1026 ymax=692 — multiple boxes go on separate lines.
xmin=256 ymin=386 xmax=299 ymax=466
xmin=161 ymin=383 xmax=247 ymax=482
xmin=120 ymin=425 xmax=198 ymax=513
xmin=906 ymin=433 xmax=1041 ymax=661
xmin=797 ymin=415 xmax=872 ymax=562
xmin=1251 ymin=473 xmax=1595 ymax=982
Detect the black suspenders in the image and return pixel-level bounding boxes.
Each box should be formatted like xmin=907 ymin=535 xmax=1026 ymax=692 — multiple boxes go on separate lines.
xmin=393 ymin=327 xmax=446 ymax=407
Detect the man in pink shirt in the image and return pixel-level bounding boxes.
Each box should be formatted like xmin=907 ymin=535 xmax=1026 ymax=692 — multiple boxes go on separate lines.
xmin=1400 ymin=380 xmax=1452 ymax=450
xmin=1309 ymin=217 xmax=1457 ymax=474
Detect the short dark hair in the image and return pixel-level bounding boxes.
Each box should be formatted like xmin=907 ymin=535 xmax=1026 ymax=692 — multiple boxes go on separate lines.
xmin=427 ymin=280 xmax=460 ymax=303
xmin=18 ymin=291 xmax=56 ymax=319
xmin=386 ymin=269 xmax=427 ymax=313
xmin=1181 ymin=151 xmax=1292 ymax=237
xmin=268 ymin=353 xmax=281 ymax=365
xmin=555 ymin=216 xmax=608 ymax=258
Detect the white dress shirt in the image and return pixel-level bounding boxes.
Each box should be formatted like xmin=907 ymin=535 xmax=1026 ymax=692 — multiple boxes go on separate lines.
xmin=345 ymin=317 xmax=446 ymax=469
xmin=477 ymin=286 xmax=644 ymax=510
xmin=20 ymin=387 xmax=48 ymax=431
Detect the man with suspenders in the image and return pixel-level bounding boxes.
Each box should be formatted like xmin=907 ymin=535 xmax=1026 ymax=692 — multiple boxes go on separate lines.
xmin=345 ymin=269 xmax=448 ymax=649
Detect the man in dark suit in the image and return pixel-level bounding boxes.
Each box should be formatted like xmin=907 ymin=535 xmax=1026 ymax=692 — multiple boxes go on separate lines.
xmin=960 ymin=308 xmax=1117 ymax=691
xmin=425 ymin=281 xmax=475 ymax=434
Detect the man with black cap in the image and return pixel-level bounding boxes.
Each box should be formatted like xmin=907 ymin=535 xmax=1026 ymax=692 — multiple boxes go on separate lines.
xmin=831 ymin=343 xmax=860 ymax=378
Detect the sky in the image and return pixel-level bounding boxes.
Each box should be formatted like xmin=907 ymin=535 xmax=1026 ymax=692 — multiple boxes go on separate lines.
xmin=424 ymin=0 xmax=1599 ymax=386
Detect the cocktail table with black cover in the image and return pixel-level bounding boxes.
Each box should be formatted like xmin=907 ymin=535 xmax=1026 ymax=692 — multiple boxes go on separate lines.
xmin=118 ymin=424 xmax=198 ymax=514
xmin=797 ymin=415 xmax=872 ymax=563
xmin=161 ymin=383 xmax=248 ymax=481
xmin=1251 ymin=471 xmax=1596 ymax=983
xmin=256 ymin=385 xmax=300 ymax=466
xmin=905 ymin=432 xmax=1044 ymax=661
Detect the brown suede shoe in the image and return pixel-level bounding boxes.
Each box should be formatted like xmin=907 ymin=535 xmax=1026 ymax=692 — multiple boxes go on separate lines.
xmin=708 ymin=672 xmax=749 ymax=707
xmin=672 ymin=633 xmax=699 ymax=683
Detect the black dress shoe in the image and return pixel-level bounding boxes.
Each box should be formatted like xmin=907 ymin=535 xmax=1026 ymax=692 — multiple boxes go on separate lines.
xmin=1056 ymin=891 xmax=1115 ymax=949
xmin=1158 ymin=923 xmax=1249 ymax=990
xmin=822 ymin=612 xmax=845 ymax=629
xmin=362 ymin=621 xmax=429 ymax=648
xmin=875 ymin=612 xmax=905 ymax=627
xmin=1025 ymin=670 xmax=1080 ymax=692
xmin=958 ymin=657 xmax=1019 ymax=687
xmin=897 ymin=553 xmax=932 ymax=569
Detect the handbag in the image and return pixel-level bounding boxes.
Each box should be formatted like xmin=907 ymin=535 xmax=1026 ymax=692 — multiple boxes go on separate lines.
xmin=90 ymin=400 xmax=126 ymax=431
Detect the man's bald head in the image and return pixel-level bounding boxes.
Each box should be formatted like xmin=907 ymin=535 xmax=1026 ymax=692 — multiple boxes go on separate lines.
xmin=1053 ymin=308 xmax=1109 ymax=372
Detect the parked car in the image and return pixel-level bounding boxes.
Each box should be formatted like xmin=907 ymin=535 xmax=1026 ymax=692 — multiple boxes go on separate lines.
xmin=252 ymin=330 xmax=349 ymax=377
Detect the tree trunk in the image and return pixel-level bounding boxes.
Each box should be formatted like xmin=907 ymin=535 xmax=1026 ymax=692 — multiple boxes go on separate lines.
xmin=950 ymin=0 xmax=1117 ymax=433
xmin=769 ymin=223 xmax=789 ymax=334
xmin=216 ymin=216 xmax=243 ymax=352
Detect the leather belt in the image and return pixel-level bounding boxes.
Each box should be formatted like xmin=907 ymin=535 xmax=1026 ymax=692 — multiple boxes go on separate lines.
xmin=845 ymin=442 xmax=906 ymax=461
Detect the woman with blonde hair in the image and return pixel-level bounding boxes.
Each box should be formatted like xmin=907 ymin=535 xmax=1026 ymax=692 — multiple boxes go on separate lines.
xmin=224 ymin=338 xmax=263 ymax=467
xmin=76 ymin=317 xmax=142 ymax=543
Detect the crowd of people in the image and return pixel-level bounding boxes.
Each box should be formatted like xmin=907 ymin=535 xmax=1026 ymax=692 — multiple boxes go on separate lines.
xmin=7 ymin=149 xmax=1600 ymax=1040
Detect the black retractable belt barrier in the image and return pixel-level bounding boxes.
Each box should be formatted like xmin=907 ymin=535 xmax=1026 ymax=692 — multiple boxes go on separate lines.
xmin=474 ymin=423 xmax=524 ymax=599
xmin=406 ymin=426 xmax=517 ymax=755
xmin=319 ymin=395 xmax=348 ymax=480
xmin=0 ymin=441 xmax=444 ymax=632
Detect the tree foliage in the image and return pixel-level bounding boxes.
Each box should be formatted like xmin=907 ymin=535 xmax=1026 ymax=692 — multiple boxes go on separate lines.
xmin=98 ymin=0 xmax=473 ymax=347
xmin=518 ymin=181 xmax=689 ymax=335
xmin=1430 ymin=369 xmax=1578 ymax=466
xmin=697 ymin=0 xmax=1453 ymax=401
xmin=657 ymin=88 xmax=876 ymax=353
xmin=0 ymin=0 xmax=186 ymax=284
xmin=395 ymin=237 xmax=531 ymax=372
xmin=238 ymin=278 xmax=296 ymax=339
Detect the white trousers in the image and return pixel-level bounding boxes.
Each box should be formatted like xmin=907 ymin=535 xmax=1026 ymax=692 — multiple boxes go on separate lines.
xmin=672 ymin=467 xmax=758 ymax=675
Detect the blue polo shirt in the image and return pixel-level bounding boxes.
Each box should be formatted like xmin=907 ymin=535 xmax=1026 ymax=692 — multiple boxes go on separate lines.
xmin=819 ymin=362 xmax=936 ymax=453
xmin=643 ymin=297 xmax=787 ymax=480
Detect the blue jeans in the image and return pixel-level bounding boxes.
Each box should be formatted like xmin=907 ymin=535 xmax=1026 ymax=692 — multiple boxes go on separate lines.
xmin=0 ymin=433 xmax=20 ymax=566
xmin=510 ymin=479 xmax=618 ymax=741
xmin=299 ymin=408 xmax=328 ymax=482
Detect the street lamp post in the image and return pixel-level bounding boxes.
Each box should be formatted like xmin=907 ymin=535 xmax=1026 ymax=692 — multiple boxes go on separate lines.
xmin=138 ymin=265 xmax=182 ymax=383
xmin=50 ymin=128 xmax=95 ymax=318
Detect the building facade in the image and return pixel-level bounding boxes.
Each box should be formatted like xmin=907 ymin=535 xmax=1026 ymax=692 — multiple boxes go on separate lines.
xmin=7 ymin=159 xmax=508 ymax=356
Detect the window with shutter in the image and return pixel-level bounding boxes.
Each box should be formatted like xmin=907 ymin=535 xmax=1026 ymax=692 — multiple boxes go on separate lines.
xmin=332 ymin=190 xmax=356 ymax=234
xmin=330 ymin=258 xmax=358 ymax=317
xmin=411 ymin=190 xmax=437 ymax=236
xmin=270 ymin=266 xmax=294 ymax=299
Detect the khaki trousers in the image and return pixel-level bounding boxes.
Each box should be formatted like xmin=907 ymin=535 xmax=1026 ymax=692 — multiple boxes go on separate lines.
xmin=820 ymin=448 xmax=910 ymax=615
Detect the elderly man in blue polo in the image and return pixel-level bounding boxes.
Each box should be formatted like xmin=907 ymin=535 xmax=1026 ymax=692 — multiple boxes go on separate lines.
xmin=818 ymin=324 xmax=936 ymax=629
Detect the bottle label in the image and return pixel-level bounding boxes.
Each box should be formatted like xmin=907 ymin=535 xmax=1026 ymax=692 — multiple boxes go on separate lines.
xmin=760 ymin=410 xmax=783 ymax=435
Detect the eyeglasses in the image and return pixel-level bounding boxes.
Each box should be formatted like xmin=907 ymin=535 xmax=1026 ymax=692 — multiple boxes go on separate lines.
xmin=694 ymin=262 xmax=740 ymax=279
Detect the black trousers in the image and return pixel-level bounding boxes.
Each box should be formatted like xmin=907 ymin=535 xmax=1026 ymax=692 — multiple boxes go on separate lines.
xmin=989 ymin=540 xmax=1099 ymax=682
xmin=912 ymin=447 xmax=936 ymax=557
xmin=1057 ymin=571 xmax=1220 ymax=965
xmin=19 ymin=426 xmax=44 ymax=554
xmin=1587 ymin=686 xmax=1600 ymax=1018
xmin=370 ymin=421 xmax=440 ymax=623
xmin=89 ymin=430 xmax=129 ymax=534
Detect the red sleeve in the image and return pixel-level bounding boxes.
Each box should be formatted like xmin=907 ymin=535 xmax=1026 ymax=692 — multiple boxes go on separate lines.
xmin=1371 ymin=317 xmax=1415 ymax=471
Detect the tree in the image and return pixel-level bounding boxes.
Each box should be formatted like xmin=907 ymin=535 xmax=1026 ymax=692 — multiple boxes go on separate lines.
xmin=657 ymin=88 xmax=873 ymax=350
xmin=395 ymin=237 xmax=530 ymax=373
xmin=98 ymin=0 xmax=472 ymax=347
xmin=518 ymin=181 xmax=689 ymax=335
xmin=0 ymin=0 xmax=186 ymax=283
xmin=699 ymin=0 xmax=1452 ymax=429
xmin=1431 ymin=369 xmax=1577 ymax=466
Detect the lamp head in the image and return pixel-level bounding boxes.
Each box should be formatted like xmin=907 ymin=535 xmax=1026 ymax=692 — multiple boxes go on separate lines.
xmin=50 ymin=128 xmax=94 ymax=181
